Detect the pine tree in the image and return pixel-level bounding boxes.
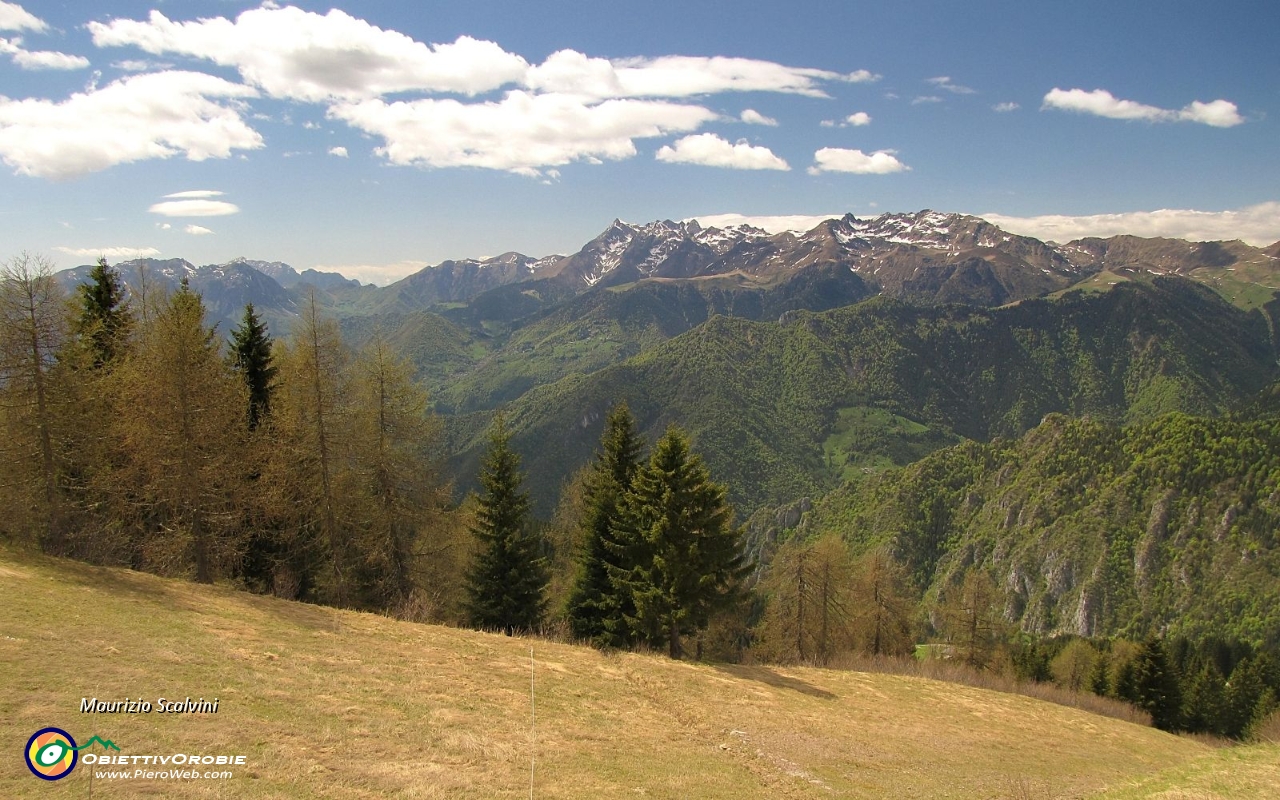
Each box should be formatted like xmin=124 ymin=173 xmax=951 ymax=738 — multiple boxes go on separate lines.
xmin=76 ymin=257 xmax=131 ymax=368
xmin=566 ymin=403 xmax=643 ymax=646
xmin=612 ymin=426 xmax=748 ymax=659
xmin=1133 ymin=635 xmax=1183 ymax=732
xmin=465 ymin=415 xmax=547 ymax=635
xmin=229 ymin=303 xmax=277 ymax=430
xmin=1089 ymin=651 xmax=1111 ymax=697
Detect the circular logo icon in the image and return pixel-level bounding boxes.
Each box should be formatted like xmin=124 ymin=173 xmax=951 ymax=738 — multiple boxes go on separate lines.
xmin=25 ymin=728 xmax=78 ymax=781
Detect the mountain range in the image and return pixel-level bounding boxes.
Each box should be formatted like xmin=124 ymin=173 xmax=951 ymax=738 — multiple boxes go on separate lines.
xmin=55 ymin=210 xmax=1280 ymax=518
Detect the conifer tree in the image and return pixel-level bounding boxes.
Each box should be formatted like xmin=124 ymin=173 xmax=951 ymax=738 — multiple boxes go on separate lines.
xmin=612 ymin=426 xmax=747 ymax=659
xmin=76 ymin=257 xmax=132 ymax=368
xmin=938 ymin=569 xmax=1005 ymax=670
xmin=229 ymin=303 xmax=277 ymax=430
xmin=851 ymin=545 xmax=916 ymax=658
xmin=465 ymin=415 xmax=547 ymax=635
xmin=348 ymin=332 xmax=445 ymax=611
xmin=113 ymin=279 xmax=245 ymax=583
xmin=566 ymin=403 xmax=643 ymax=646
xmin=1133 ymin=635 xmax=1183 ymax=732
xmin=0 ymin=253 xmax=69 ymax=550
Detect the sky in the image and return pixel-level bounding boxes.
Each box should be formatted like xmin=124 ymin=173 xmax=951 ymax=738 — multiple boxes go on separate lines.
xmin=1 ymin=1 xmax=1278 ymax=285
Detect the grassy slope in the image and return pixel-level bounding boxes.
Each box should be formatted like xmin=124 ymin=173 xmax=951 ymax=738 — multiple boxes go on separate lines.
xmin=2 ymin=548 xmax=1275 ymax=800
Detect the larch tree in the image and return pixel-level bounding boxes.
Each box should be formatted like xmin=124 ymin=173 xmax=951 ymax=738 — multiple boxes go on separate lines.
xmin=612 ymin=426 xmax=748 ymax=659
xmin=566 ymin=402 xmax=644 ymax=646
xmin=938 ymin=568 xmax=1006 ymax=670
xmin=0 ymin=253 xmax=69 ymax=550
xmin=758 ymin=533 xmax=856 ymax=665
xmin=850 ymin=546 xmax=916 ymax=658
xmin=268 ymin=290 xmax=351 ymax=603
xmin=465 ymin=414 xmax=547 ymax=635
xmin=113 ymin=279 xmax=246 ymax=583
xmin=347 ymin=332 xmax=446 ymax=611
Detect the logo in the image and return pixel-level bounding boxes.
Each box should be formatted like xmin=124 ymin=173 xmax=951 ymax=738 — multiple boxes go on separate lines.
xmin=25 ymin=728 xmax=77 ymax=781
xmin=24 ymin=730 xmax=120 ymax=781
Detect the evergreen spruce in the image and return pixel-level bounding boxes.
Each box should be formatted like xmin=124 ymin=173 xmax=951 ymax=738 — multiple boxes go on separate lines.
xmin=465 ymin=415 xmax=548 ymax=635
xmin=565 ymin=403 xmax=643 ymax=646
xmin=229 ymin=303 xmax=277 ymax=430
xmin=77 ymin=257 xmax=132 ymax=367
xmin=611 ymin=426 xmax=748 ymax=659
xmin=1134 ymin=635 xmax=1183 ymax=731
xmin=1089 ymin=652 xmax=1111 ymax=697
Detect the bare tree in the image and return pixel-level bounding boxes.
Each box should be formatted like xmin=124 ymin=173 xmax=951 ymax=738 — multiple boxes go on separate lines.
xmin=0 ymin=253 xmax=69 ymax=549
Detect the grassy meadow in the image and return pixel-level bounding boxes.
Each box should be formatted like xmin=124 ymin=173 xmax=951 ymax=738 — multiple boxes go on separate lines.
xmin=2 ymin=546 xmax=1276 ymax=799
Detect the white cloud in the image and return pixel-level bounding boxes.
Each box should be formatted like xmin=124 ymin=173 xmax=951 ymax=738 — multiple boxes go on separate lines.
xmin=685 ymin=213 xmax=840 ymax=233
xmin=1041 ymin=88 xmax=1244 ymax=127
xmin=927 ymin=76 xmax=976 ymax=95
xmin=655 ymin=133 xmax=789 ymax=171
xmin=845 ymin=112 xmax=871 ymax=126
xmin=527 ymin=50 xmax=867 ymax=99
xmin=329 ymin=91 xmax=717 ymax=176
xmin=808 ymin=147 xmax=909 ymax=175
xmin=313 ymin=259 xmax=428 ymax=286
xmin=0 ymin=38 xmax=90 ymax=70
xmin=843 ymin=69 xmax=881 ymax=84
xmin=740 ymin=108 xmax=777 ymax=126
xmin=89 ymin=7 xmax=529 ymax=102
xmin=183 ymin=224 xmax=213 ymax=235
xmin=981 ymin=202 xmax=1280 ymax=247
xmin=0 ymin=2 xmax=45 ymax=32
xmin=164 ymin=189 xmax=224 ymax=199
xmin=54 ymin=245 xmax=161 ymax=259
xmin=0 ymin=71 xmax=262 ymax=179
xmin=911 ymin=95 xmax=942 ymax=105
xmin=148 ymin=199 xmax=241 ymax=217
xmin=328 ymin=145 xmax=348 ymax=157
xmin=993 ymin=101 xmax=1019 ymax=113
xmin=112 ymin=59 xmax=169 ymax=72
xmin=156 ymin=222 xmax=171 ymax=230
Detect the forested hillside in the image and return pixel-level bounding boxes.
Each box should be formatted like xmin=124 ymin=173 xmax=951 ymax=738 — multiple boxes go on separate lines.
xmin=451 ymin=277 xmax=1277 ymax=515
xmin=759 ymin=411 xmax=1280 ymax=647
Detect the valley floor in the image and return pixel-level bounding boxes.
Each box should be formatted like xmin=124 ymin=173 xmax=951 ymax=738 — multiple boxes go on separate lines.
xmin=1 ymin=547 xmax=1275 ymax=799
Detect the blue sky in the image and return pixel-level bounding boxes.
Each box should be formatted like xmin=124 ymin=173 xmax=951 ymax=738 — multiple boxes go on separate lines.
xmin=1 ymin=0 xmax=1277 ymax=284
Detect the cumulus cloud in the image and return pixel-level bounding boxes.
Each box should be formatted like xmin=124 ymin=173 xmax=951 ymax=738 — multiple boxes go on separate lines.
xmin=90 ymin=7 xmax=530 ymax=102
xmin=685 ymin=213 xmax=841 ymax=233
xmin=927 ymin=76 xmax=975 ymax=95
xmin=0 ymin=38 xmax=90 ymax=70
xmin=981 ymin=202 xmax=1280 ymax=247
xmin=0 ymin=71 xmax=262 ymax=179
xmin=183 ymin=224 xmax=213 ymax=235
xmin=149 ymin=198 xmax=241 ymax=217
xmin=54 ymin=245 xmax=161 ymax=259
xmin=655 ymin=133 xmax=789 ymax=170
xmin=993 ymin=101 xmax=1019 ymax=112
xmin=1041 ymin=88 xmax=1244 ymax=127
xmin=0 ymin=2 xmax=45 ymax=32
xmin=329 ymin=91 xmax=717 ymax=176
xmin=740 ymin=108 xmax=777 ymax=126
xmin=808 ymin=147 xmax=909 ymax=175
xmin=328 ymin=145 xmax=348 ymax=157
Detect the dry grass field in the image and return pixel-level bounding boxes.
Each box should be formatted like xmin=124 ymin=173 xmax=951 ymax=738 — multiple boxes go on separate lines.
xmin=2 ymin=546 xmax=1276 ymax=799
